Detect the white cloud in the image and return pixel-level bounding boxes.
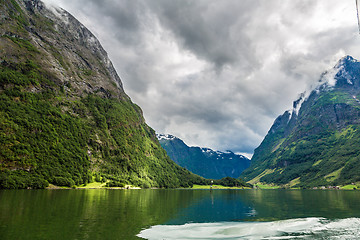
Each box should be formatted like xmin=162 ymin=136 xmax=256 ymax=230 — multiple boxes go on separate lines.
xmin=43 ymin=0 xmax=360 ymax=155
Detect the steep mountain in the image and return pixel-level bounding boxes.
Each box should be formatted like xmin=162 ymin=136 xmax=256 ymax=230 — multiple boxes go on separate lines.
xmin=157 ymin=134 xmax=250 ymax=179
xmin=0 ymin=0 xmax=202 ymax=189
xmin=241 ymin=55 xmax=360 ymax=188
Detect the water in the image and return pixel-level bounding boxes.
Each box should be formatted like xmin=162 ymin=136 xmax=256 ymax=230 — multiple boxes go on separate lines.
xmin=1 ymin=189 xmax=360 ymax=239
xmin=139 ymin=218 xmax=360 ymax=239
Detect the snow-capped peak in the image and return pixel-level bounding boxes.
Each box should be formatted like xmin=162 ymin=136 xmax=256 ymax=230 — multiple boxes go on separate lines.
xmin=288 ymin=56 xmax=359 ymax=118
xmin=200 ymin=148 xmax=214 ymax=154
xmin=320 ymin=55 xmax=358 ymax=88
xmin=156 ymin=133 xmax=177 ymax=141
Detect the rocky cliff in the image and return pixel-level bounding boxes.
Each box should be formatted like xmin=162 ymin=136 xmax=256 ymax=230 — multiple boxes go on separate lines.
xmin=241 ymin=56 xmax=360 ymax=188
xmin=0 ymin=0 xmax=200 ymax=188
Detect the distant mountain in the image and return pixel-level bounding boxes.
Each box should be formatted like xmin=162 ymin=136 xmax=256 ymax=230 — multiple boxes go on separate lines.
xmin=0 ymin=0 xmax=202 ymax=189
xmin=157 ymin=134 xmax=250 ymax=179
xmin=241 ymin=55 xmax=360 ymax=188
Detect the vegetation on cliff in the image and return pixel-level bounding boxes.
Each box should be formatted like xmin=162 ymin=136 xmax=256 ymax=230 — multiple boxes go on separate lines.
xmin=0 ymin=0 xmax=206 ymax=189
xmin=242 ymin=56 xmax=360 ymax=188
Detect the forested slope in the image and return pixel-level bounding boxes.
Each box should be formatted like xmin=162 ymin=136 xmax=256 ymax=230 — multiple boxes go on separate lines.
xmin=0 ymin=0 xmax=202 ymax=189
xmin=242 ymin=56 xmax=360 ymax=188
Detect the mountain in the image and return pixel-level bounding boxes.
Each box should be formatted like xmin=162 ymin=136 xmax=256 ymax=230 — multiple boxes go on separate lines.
xmin=0 ymin=0 xmax=202 ymax=189
xmin=241 ymin=55 xmax=360 ymax=188
xmin=157 ymin=134 xmax=250 ymax=179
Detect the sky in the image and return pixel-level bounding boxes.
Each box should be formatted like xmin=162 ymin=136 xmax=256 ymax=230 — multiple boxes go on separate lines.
xmin=42 ymin=0 xmax=360 ymax=158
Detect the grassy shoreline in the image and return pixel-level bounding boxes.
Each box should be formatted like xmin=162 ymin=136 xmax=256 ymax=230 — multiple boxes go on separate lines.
xmin=191 ymin=184 xmax=251 ymax=190
xmin=46 ymin=183 xmax=252 ymax=190
xmin=252 ymin=183 xmax=360 ymax=190
xmin=45 ymin=182 xmax=360 ymax=190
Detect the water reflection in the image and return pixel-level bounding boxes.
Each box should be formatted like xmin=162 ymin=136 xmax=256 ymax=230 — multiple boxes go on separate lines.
xmin=1 ymin=189 xmax=360 ymax=240
xmin=164 ymin=189 xmax=360 ymax=224
xmin=0 ymin=189 xmax=202 ymax=240
xmin=239 ymin=190 xmax=360 ymax=221
xmin=166 ymin=190 xmax=252 ymax=224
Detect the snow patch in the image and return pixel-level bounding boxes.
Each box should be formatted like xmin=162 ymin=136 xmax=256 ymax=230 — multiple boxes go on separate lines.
xmin=156 ymin=134 xmax=176 ymax=141
xmin=224 ymin=150 xmax=234 ymax=154
xmin=158 ymin=134 xmax=249 ymax=160
xmin=201 ymin=148 xmax=213 ymax=154
xmin=338 ymin=65 xmax=355 ymax=85
xmin=320 ymin=56 xmax=358 ymax=87
xmin=287 ymin=56 xmax=358 ymax=118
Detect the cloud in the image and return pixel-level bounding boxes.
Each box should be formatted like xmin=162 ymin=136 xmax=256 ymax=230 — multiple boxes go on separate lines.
xmin=43 ymin=0 xmax=360 ymax=155
xmin=146 ymin=0 xmax=259 ymax=70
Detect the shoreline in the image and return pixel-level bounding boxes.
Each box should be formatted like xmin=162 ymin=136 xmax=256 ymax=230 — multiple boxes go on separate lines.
xmin=42 ymin=183 xmax=359 ymax=190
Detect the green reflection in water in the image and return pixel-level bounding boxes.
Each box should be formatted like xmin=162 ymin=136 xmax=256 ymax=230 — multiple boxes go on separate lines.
xmin=1 ymin=189 xmax=360 ymax=240
xmin=240 ymin=189 xmax=360 ymax=221
xmin=0 ymin=189 xmax=202 ymax=240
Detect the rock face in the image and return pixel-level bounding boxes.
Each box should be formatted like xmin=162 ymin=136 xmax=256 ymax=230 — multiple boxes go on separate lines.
xmin=241 ymin=56 xmax=360 ymax=188
xmin=157 ymin=134 xmax=250 ymax=179
xmin=0 ymin=0 xmax=200 ymax=189
xmin=2 ymin=0 xmax=125 ymax=98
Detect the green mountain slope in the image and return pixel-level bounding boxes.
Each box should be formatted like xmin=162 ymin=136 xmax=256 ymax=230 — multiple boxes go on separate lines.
xmin=0 ymin=0 xmax=202 ymax=189
xmin=241 ymin=56 xmax=360 ymax=188
xmin=158 ymin=134 xmax=250 ymax=179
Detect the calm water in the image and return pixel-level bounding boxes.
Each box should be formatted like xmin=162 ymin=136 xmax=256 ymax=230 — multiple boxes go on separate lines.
xmin=1 ymin=189 xmax=360 ymax=239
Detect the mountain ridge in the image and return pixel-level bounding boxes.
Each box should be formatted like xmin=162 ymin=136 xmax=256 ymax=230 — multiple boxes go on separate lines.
xmin=241 ymin=55 xmax=360 ymax=187
xmin=157 ymin=134 xmax=250 ymax=179
xmin=0 ymin=0 xmax=202 ymax=189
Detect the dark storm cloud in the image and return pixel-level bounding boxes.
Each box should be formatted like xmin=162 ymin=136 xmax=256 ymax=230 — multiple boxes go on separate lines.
xmin=147 ymin=0 xmax=259 ymax=69
xmin=43 ymin=0 xmax=360 ymax=156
